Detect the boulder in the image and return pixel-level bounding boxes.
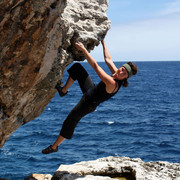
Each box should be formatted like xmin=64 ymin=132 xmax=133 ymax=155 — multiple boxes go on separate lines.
xmin=0 ymin=0 xmax=110 ymax=148
xmin=52 ymin=156 xmax=180 ymax=180
xmin=25 ymin=156 xmax=180 ymax=180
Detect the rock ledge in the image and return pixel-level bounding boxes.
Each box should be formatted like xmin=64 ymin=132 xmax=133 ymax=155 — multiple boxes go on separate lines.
xmin=26 ymin=156 xmax=180 ymax=180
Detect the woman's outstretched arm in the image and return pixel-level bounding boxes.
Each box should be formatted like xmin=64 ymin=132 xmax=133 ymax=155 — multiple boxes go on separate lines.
xmin=75 ymin=42 xmax=116 ymax=93
xmin=101 ymin=40 xmax=118 ymax=74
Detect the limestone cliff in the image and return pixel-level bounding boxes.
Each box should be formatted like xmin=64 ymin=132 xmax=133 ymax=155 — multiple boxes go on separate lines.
xmin=0 ymin=0 xmax=111 ymax=148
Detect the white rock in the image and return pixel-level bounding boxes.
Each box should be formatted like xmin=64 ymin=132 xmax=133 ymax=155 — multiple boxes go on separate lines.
xmin=53 ymin=156 xmax=180 ymax=180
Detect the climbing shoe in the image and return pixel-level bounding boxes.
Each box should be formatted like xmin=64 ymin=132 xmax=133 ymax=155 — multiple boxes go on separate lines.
xmin=42 ymin=145 xmax=58 ymax=154
xmin=55 ymin=81 xmax=68 ymax=97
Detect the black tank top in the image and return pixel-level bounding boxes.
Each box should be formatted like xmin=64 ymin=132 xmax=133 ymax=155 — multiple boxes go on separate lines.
xmin=85 ymin=79 xmax=123 ymax=107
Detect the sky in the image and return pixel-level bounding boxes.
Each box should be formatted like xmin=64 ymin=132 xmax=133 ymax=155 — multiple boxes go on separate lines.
xmin=91 ymin=0 xmax=180 ymax=61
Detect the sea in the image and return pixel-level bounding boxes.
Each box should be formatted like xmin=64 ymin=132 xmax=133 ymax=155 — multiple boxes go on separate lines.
xmin=0 ymin=61 xmax=180 ymax=179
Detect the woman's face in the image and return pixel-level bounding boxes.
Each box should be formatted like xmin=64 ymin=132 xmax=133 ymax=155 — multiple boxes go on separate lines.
xmin=113 ymin=67 xmax=128 ymax=80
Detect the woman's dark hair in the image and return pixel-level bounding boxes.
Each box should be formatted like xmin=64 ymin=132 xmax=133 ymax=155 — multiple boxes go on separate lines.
xmin=123 ymin=62 xmax=138 ymax=88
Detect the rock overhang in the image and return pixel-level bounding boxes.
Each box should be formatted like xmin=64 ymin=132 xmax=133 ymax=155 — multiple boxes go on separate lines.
xmin=0 ymin=0 xmax=111 ymax=148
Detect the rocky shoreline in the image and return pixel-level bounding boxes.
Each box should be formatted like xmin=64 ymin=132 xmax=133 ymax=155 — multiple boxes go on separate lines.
xmin=25 ymin=156 xmax=180 ymax=180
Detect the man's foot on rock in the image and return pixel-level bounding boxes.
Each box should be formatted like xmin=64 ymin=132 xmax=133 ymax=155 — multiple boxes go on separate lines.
xmin=42 ymin=145 xmax=58 ymax=154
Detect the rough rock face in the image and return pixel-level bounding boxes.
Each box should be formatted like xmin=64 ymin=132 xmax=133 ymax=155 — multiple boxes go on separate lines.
xmin=0 ymin=0 xmax=110 ymax=148
xmin=26 ymin=156 xmax=180 ymax=180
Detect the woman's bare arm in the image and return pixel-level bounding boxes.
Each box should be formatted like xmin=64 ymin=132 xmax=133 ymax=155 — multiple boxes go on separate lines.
xmin=75 ymin=42 xmax=116 ymax=93
xmin=101 ymin=40 xmax=118 ymax=74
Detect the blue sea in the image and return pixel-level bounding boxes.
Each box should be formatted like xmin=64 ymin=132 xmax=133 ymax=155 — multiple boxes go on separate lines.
xmin=0 ymin=61 xmax=180 ymax=179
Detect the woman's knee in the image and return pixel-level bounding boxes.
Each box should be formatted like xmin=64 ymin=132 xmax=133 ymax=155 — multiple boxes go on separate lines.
xmin=68 ymin=63 xmax=88 ymax=81
xmin=72 ymin=63 xmax=83 ymax=70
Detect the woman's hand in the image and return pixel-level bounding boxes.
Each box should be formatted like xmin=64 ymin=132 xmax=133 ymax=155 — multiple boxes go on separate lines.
xmin=75 ymin=41 xmax=116 ymax=93
xmin=75 ymin=42 xmax=86 ymax=52
xmin=101 ymin=39 xmax=105 ymax=45
xmin=101 ymin=39 xmax=118 ymax=74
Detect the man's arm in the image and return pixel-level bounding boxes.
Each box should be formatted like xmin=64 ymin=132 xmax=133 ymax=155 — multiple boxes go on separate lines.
xmin=101 ymin=40 xmax=118 ymax=74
